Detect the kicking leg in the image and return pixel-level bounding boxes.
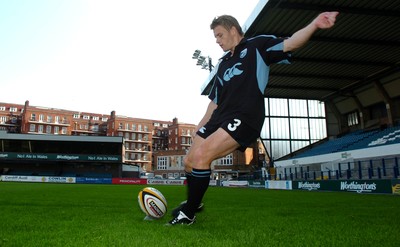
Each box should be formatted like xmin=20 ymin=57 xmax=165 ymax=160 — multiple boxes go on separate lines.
xmin=168 ymin=128 xmax=240 ymax=225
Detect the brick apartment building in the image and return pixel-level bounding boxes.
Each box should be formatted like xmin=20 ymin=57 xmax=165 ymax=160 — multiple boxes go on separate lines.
xmin=0 ymin=100 xmax=265 ymax=178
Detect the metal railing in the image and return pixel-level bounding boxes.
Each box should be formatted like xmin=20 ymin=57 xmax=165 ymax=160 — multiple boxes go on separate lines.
xmin=273 ymin=156 xmax=399 ymax=181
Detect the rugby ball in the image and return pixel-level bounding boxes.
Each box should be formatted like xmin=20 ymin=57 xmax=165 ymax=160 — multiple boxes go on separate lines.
xmin=138 ymin=187 xmax=167 ymax=218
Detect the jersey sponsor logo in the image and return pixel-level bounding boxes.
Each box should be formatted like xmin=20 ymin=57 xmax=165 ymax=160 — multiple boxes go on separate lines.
xmin=240 ymin=48 xmax=247 ymax=58
xmin=227 ymin=119 xmax=241 ymax=132
xmin=223 ymin=63 xmax=243 ymax=81
xmin=198 ymin=126 xmax=206 ymax=134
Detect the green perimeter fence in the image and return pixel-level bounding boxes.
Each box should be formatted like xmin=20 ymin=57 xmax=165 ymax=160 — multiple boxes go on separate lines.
xmin=1 ymin=174 xmax=400 ymax=195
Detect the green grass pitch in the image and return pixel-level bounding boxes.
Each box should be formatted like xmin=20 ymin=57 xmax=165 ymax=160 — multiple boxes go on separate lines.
xmin=0 ymin=182 xmax=399 ymax=247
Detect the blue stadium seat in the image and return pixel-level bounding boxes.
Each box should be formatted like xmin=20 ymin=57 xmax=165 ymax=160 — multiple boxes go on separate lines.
xmin=293 ymin=125 xmax=400 ymax=158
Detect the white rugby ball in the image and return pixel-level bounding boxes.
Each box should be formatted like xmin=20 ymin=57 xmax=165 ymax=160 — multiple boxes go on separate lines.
xmin=138 ymin=187 xmax=168 ymax=218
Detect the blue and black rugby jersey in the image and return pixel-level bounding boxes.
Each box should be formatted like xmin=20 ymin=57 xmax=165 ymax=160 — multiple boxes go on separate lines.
xmin=207 ymin=35 xmax=291 ymax=132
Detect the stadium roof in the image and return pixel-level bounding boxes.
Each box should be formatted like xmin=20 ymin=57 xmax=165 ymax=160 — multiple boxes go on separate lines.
xmin=202 ymin=0 xmax=400 ymax=103
xmin=0 ymin=130 xmax=123 ymax=143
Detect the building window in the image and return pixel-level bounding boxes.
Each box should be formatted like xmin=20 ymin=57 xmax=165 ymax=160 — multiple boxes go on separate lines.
xmin=54 ymin=126 xmax=59 ymax=134
xmin=102 ymin=117 xmax=108 ymax=121
xmin=46 ymin=125 xmax=52 ymax=133
xmin=55 ymin=116 xmax=60 ymax=123
xmin=39 ymin=114 xmax=44 ymax=122
xmin=347 ymin=112 xmax=359 ymax=127
xmin=216 ymin=154 xmax=233 ymax=165
xmin=61 ymin=127 xmax=67 ymax=134
xmin=38 ymin=125 xmax=44 ymax=133
xmin=29 ymin=124 xmax=35 ymax=132
xmin=261 ymin=98 xmax=327 ymax=159
xmin=92 ymin=116 xmax=99 ymax=121
xmin=0 ymin=106 xmax=5 ymax=111
xmin=157 ymin=157 xmax=168 ymax=170
xmin=31 ymin=114 xmax=36 ymax=121
xmin=9 ymin=107 xmax=17 ymax=112
xmin=83 ymin=115 xmax=90 ymax=120
xmin=73 ymin=114 xmax=80 ymax=119
xmin=47 ymin=115 xmax=52 ymax=123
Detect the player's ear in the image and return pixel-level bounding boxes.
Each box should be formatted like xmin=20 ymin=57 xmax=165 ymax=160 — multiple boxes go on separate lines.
xmin=230 ymin=26 xmax=237 ymax=35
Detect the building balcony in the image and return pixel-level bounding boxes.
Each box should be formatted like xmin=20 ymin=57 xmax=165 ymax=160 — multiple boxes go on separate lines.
xmin=117 ymin=128 xmax=151 ymax=134
xmin=28 ymin=119 xmax=70 ymax=126
xmin=72 ymin=129 xmax=104 ymax=135
xmin=125 ymin=148 xmax=150 ymax=153
xmin=124 ymin=158 xmax=151 ymax=163
xmin=124 ymin=139 xmax=151 ymax=144
xmin=0 ymin=122 xmax=18 ymax=127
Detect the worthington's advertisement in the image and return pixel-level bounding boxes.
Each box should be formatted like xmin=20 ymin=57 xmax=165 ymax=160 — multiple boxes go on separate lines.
xmin=298 ymin=182 xmax=321 ymax=191
xmin=293 ymin=180 xmax=392 ymax=194
xmin=0 ymin=152 xmax=121 ymax=162
xmin=340 ymin=181 xmax=376 ymax=193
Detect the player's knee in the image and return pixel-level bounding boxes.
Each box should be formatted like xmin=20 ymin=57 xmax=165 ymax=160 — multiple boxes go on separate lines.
xmin=183 ymin=156 xmax=192 ymax=172
xmin=186 ymin=146 xmax=210 ymax=168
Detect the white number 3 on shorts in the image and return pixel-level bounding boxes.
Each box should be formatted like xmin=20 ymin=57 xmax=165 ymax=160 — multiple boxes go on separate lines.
xmin=227 ymin=119 xmax=241 ymax=132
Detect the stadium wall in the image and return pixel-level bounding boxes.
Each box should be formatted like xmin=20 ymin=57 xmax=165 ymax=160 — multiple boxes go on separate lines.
xmin=2 ymin=175 xmax=399 ymax=195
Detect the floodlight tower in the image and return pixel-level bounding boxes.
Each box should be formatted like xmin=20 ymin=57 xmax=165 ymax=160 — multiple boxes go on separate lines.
xmin=192 ymin=49 xmax=214 ymax=72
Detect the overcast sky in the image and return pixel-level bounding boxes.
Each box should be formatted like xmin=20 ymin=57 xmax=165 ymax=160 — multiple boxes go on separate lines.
xmin=0 ymin=0 xmax=260 ymax=124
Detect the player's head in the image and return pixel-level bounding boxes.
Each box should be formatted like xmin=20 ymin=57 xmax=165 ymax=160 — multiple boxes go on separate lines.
xmin=210 ymin=15 xmax=243 ymax=36
xmin=210 ymin=15 xmax=244 ymax=53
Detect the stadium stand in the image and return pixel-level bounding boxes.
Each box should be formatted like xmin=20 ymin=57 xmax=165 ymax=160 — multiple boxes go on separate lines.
xmin=293 ymin=125 xmax=400 ymax=158
xmin=237 ymin=0 xmax=400 ymax=182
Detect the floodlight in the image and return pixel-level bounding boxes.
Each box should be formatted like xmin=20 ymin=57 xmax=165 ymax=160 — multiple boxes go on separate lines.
xmin=192 ymin=50 xmax=201 ymax=59
xmin=192 ymin=50 xmax=214 ymax=72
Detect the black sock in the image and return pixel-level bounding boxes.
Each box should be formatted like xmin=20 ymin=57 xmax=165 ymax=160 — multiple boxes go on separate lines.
xmin=183 ymin=168 xmax=211 ymax=219
xmin=185 ymin=171 xmax=193 ymax=199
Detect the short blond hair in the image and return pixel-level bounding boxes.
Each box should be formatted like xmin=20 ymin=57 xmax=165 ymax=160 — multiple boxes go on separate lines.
xmin=210 ymin=15 xmax=244 ymax=36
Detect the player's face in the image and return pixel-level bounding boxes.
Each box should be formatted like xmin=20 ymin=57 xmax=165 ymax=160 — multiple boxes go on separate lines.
xmin=213 ymin=25 xmax=235 ymax=52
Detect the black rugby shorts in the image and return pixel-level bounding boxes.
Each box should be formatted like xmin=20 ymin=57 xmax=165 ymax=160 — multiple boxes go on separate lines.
xmin=196 ymin=117 xmax=259 ymax=152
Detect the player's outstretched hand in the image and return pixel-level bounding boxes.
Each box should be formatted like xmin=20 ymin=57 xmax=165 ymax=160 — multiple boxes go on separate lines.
xmin=313 ymin=11 xmax=339 ymax=29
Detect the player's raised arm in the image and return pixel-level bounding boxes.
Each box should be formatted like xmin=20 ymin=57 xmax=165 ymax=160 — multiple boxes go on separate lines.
xmin=283 ymin=11 xmax=339 ymax=52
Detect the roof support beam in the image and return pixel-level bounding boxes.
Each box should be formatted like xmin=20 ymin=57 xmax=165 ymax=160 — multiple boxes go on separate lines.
xmin=373 ymin=80 xmax=394 ymax=126
xmin=271 ymin=72 xmax=362 ymax=81
xmin=269 ymin=1 xmax=400 ymax=18
xmin=293 ymin=57 xmax=392 ymax=67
